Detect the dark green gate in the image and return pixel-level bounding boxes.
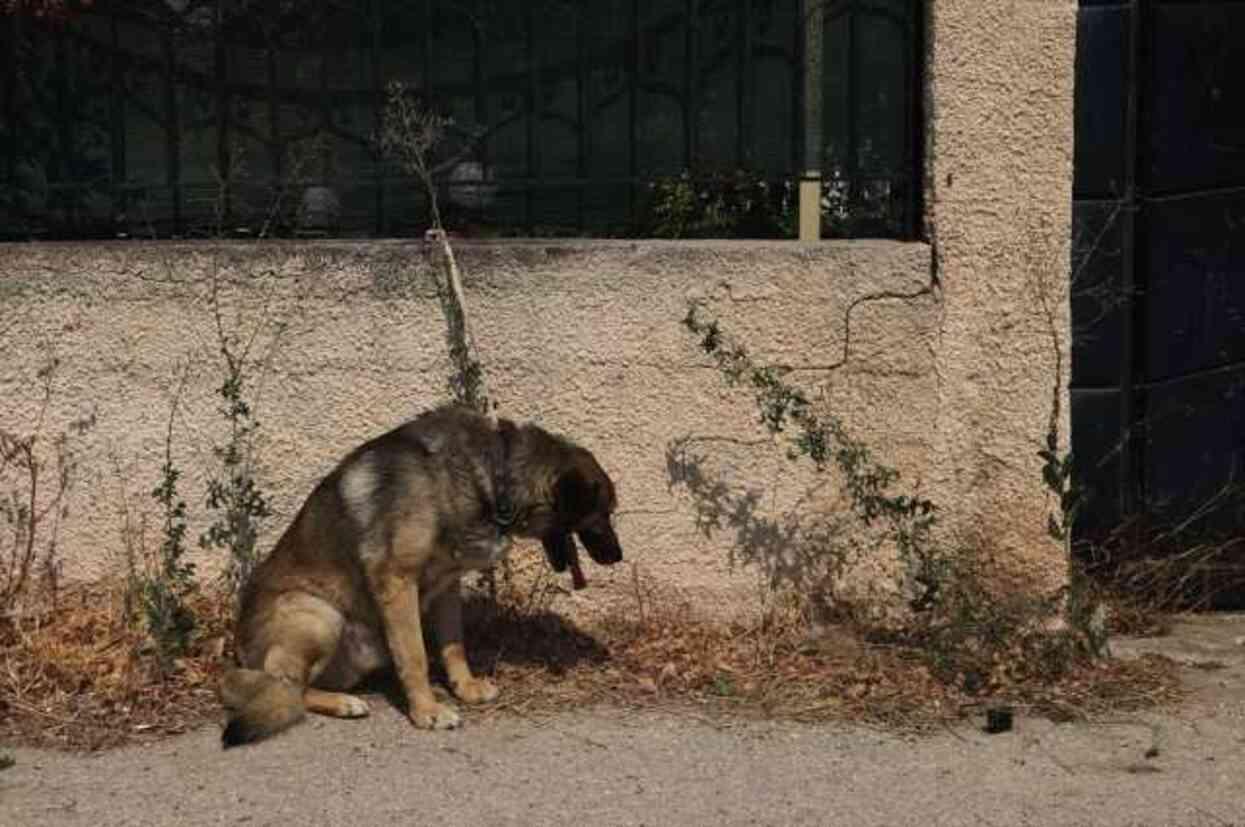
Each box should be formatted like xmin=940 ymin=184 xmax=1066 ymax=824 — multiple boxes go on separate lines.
xmin=1072 ymin=0 xmax=1245 ymax=603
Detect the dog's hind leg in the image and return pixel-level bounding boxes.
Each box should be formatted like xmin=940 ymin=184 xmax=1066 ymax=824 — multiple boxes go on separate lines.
xmin=265 ymin=611 xmax=376 ymax=721
xmin=223 ymin=594 xmax=349 ymax=747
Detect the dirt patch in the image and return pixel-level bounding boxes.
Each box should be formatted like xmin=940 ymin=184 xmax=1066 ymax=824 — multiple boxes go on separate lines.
xmin=1111 ymin=611 xmax=1245 ymax=713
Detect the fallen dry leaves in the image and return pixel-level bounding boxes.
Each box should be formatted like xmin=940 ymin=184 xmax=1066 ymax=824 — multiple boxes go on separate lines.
xmin=0 ymin=571 xmax=1185 ymax=753
xmin=466 ymin=587 xmax=1183 ymax=734
xmin=0 ymin=581 xmax=232 ymax=751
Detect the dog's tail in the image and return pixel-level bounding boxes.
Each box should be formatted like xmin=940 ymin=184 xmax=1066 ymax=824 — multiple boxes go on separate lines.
xmin=219 ymin=668 xmax=306 ymax=748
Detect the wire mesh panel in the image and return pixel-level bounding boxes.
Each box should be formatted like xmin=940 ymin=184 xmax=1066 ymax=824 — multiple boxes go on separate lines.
xmin=0 ymin=0 xmax=922 ymax=240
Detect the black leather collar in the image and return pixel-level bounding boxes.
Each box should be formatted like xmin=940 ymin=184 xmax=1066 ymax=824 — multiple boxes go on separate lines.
xmin=491 ymin=418 xmax=519 ymax=533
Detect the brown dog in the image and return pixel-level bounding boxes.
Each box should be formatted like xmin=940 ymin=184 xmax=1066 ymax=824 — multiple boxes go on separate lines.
xmin=219 ymin=405 xmax=622 ymax=747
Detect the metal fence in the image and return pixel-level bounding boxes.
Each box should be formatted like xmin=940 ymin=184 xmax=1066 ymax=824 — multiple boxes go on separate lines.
xmin=1071 ymin=0 xmax=1245 ymax=603
xmin=1 ymin=0 xmax=922 ymax=240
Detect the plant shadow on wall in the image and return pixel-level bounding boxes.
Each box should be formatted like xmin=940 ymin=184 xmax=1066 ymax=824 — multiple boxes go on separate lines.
xmin=666 ymin=306 xmax=1179 ymax=712
xmin=675 ymin=307 xmax=944 ymax=615
xmin=665 ymin=442 xmax=868 ymax=623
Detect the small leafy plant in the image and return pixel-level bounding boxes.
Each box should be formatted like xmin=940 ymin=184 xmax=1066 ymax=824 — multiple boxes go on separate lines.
xmin=682 ymin=306 xmax=942 ymax=611
xmin=1039 ymin=428 xmax=1087 ymax=544
xmin=124 ymin=377 xmax=198 ymax=671
xmin=199 ymin=274 xmax=276 ymax=595
xmin=200 ymin=364 xmax=272 ymax=595
xmin=643 ymin=170 xmax=796 ymax=240
xmin=376 ymin=79 xmax=490 ymax=414
xmin=141 ymin=446 xmax=198 ymax=668
xmin=679 ymin=305 xmax=1114 ymax=692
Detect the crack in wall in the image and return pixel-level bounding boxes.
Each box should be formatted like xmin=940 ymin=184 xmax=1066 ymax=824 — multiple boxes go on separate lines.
xmin=719 ymin=281 xmax=779 ymax=304
xmin=780 ymin=285 xmax=937 ymax=374
xmin=613 ymin=508 xmax=682 ymax=520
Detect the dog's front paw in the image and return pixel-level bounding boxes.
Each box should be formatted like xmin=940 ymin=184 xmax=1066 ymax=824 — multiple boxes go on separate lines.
xmin=411 ymin=701 xmax=462 ymax=731
xmin=452 ymin=676 xmax=499 ymax=705
xmin=340 ymin=695 xmax=371 ymax=718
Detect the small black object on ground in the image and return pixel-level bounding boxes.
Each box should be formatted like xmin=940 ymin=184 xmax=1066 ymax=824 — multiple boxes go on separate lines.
xmin=984 ymin=706 xmax=1014 ymax=734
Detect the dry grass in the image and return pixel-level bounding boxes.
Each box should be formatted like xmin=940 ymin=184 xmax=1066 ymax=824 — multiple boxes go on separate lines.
xmin=0 ymin=581 xmax=233 ymax=751
xmin=1084 ymin=487 xmax=1245 ymax=624
xmin=1 ymin=563 xmax=1185 ymax=754
xmin=463 ymin=570 xmax=1183 ymax=733
xmin=1101 ymin=593 xmax=1177 ymax=639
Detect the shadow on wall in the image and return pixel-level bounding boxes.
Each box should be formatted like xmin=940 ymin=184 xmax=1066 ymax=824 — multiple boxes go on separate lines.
xmin=665 ymin=435 xmax=879 ymax=620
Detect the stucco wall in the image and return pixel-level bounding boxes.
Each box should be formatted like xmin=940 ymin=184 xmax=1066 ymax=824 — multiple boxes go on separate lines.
xmin=923 ymin=0 xmax=1078 ymax=593
xmin=0 ymin=0 xmax=1077 ymax=618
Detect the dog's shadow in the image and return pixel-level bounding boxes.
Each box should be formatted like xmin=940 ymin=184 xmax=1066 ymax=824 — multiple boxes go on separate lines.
xmin=460 ymin=594 xmax=611 ymax=674
xmin=357 ymin=595 xmax=610 ymax=714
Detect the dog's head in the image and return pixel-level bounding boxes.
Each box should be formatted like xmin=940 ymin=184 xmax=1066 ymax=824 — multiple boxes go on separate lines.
xmin=541 ymin=448 xmax=623 ymax=573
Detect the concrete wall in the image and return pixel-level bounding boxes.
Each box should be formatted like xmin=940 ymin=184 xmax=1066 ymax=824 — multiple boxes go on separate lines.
xmin=0 ymin=0 xmax=1077 ymax=618
xmin=923 ymin=0 xmax=1078 ymax=594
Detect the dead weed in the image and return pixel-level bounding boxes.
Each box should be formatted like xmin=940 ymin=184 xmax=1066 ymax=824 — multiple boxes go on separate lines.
xmin=0 ymin=581 xmax=232 ymax=751
xmin=465 ymin=577 xmax=1183 ymax=733
xmin=0 ymin=565 xmax=1185 ymax=753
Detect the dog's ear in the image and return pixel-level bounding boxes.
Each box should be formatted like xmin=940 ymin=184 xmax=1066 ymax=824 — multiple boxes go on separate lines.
xmin=554 ymin=466 xmax=600 ymax=526
xmin=541 ymin=530 xmax=577 ymax=573
xmin=554 ymin=456 xmax=623 ymax=568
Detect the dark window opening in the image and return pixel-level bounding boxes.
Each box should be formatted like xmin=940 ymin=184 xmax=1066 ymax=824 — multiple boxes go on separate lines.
xmin=0 ymin=0 xmax=923 ymax=241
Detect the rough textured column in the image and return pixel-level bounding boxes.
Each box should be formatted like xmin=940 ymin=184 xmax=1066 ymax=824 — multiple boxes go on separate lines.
xmin=923 ymin=0 xmax=1079 ymax=592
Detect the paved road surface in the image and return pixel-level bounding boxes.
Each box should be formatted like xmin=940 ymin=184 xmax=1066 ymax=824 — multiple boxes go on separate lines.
xmin=4 ymin=616 xmax=1245 ymax=827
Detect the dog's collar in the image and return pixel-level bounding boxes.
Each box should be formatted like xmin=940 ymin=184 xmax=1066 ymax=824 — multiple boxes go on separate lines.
xmin=491 ymin=418 xmax=519 ymax=533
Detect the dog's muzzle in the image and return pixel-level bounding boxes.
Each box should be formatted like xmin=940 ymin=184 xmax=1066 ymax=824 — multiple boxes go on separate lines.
xmin=577 ymin=525 xmax=623 ymax=565
xmin=541 ymin=527 xmax=623 ymax=571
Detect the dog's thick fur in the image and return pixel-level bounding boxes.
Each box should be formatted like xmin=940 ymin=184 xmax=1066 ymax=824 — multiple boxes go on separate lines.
xmin=218 ymin=405 xmax=623 ymax=747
